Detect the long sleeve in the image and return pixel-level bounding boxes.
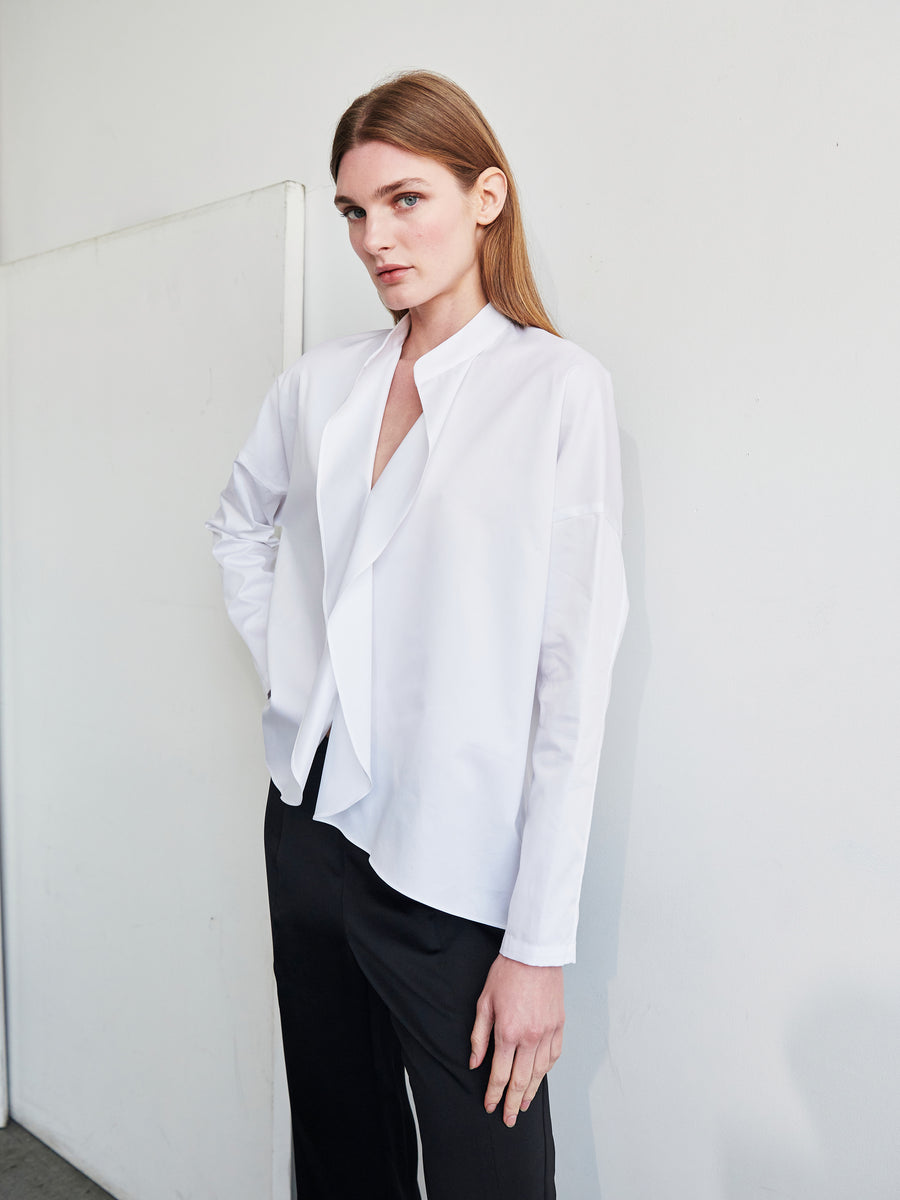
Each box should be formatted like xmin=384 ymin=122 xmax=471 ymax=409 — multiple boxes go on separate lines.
xmin=206 ymin=374 xmax=297 ymax=694
xmin=500 ymin=358 xmax=629 ymax=966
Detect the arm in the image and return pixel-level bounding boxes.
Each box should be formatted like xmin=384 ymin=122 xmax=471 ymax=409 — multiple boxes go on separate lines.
xmin=206 ymin=374 xmax=297 ymax=694
xmin=470 ymin=358 xmax=629 ymax=1123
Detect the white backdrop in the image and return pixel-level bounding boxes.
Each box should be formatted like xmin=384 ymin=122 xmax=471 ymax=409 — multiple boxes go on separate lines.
xmin=0 ymin=183 xmax=303 ymax=1199
xmin=1 ymin=2 xmax=899 ymax=1198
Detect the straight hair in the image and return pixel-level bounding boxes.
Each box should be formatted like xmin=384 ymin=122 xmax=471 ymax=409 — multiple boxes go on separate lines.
xmin=331 ymin=71 xmax=560 ymax=336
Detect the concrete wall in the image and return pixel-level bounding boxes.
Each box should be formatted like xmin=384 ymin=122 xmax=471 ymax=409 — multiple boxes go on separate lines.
xmin=2 ymin=2 xmax=898 ymax=1197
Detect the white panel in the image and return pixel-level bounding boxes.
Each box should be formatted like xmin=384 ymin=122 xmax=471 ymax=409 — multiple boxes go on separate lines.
xmin=0 ymin=183 xmax=302 ymax=1199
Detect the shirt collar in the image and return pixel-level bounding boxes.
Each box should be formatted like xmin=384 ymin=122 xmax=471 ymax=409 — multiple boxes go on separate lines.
xmin=415 ymin=303 xmax=514 ymax=384
xmin=364 ymin=303 xmax=514 ymax=384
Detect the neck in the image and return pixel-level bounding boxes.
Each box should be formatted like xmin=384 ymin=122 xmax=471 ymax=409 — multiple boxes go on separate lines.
xmin=401 ymin=287 xmax=488 ymax=362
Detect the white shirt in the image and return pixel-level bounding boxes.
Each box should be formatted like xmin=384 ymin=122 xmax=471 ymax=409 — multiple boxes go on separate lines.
xmin=207 ymin=303 xmax=627 ymax=965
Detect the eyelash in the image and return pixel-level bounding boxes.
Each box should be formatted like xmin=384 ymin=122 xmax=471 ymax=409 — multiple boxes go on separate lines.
xmin=340 ymin=193 xmax=421 ymax=221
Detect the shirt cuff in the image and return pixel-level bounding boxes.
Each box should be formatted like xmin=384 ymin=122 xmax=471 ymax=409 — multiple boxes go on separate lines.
xmin=499 ymin=930 xmax=576 ymax=967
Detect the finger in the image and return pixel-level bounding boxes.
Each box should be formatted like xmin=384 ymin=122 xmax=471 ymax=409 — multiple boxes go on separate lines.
xmin=502 ymin=1046 xmax=538 ymax=1127
xmin=519 ymin=1041 xmax=552 ymax=1112
xmin=469 ymin=997 xmax=494 ymax=1070
xmin=484 ymin=1041 xmax=515 ymax=1113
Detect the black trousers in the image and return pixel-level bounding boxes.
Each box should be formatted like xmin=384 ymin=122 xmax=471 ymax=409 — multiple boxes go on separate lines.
xmin=264 ymin=736 xmax=556 ymax=1199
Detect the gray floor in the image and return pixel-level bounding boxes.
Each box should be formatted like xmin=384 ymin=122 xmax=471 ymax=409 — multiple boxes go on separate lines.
xmin=0 ymin=1121 xmax=115 ymax=1199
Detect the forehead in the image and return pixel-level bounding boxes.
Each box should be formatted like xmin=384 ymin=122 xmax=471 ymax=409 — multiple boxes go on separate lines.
xmin=334 ymin=141 xmax=456 ymax=200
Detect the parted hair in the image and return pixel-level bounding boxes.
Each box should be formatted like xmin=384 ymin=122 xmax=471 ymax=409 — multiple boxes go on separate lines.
xmin=330 ymin=70 xmax=559 ymax=336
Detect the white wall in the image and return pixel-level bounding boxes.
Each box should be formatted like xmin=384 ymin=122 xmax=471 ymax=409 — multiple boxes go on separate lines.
xmin=2 ymin=2 xmax=899 ymax=1198
xmin=0 ymin=184 xmax=302 ymax=1199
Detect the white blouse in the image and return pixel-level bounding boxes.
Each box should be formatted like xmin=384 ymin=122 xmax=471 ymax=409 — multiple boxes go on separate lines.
xmin=207 ymin=303 xmax=627 ymax=965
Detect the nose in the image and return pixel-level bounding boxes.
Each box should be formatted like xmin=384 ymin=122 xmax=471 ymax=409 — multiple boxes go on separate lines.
xmin=360 ymin=211 xmax=393 ymax=256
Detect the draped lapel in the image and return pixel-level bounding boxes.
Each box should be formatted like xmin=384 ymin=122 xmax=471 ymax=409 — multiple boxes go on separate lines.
xmin=297 ymin=304 xmax=514 ymax=818
xmin=315 ymin=317 xmax=409 ymax=616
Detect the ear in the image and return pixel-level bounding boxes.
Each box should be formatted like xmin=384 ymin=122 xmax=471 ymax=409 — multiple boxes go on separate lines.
xmin=473 ymin=167 xmax=508 ymax=227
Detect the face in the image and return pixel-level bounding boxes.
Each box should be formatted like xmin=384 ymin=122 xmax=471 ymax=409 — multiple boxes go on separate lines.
xmin=334 ymin=141 xmax=500 ymax=323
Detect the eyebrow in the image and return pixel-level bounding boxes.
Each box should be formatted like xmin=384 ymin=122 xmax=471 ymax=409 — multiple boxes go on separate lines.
xmin=334 ymin=177 xmax=429 ymax=208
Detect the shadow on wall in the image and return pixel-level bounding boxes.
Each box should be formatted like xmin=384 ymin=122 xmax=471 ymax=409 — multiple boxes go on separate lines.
xmin=553 ymin=430 xmax=651 ymax=1198
xmin=721 ymin=986 xmax=900 ymax=1200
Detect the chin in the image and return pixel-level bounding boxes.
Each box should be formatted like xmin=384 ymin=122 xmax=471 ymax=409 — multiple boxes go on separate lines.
xmin=383 ymin=290 xmax=424 ymax=311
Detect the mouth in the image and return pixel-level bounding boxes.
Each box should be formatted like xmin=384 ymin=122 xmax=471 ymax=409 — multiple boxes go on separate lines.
xmin=375 ymin=265 xmax=411 ymax=285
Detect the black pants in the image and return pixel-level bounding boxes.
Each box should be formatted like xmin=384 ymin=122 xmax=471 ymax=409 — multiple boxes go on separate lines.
xmin=264 ymin=736 xmax=556 ymax=1199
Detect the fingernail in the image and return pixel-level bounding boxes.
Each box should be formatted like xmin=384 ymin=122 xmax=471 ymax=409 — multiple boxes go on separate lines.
xmin=520 ymin=1100 xmax=530 ymax=1111
xmin=505 ymin=1114 xmax=517 ymax=1128
xmin=485 ymin=1103 xmax=496 ymax=1114
xmin=469 ymin=1054 xmax=477 ymax=1069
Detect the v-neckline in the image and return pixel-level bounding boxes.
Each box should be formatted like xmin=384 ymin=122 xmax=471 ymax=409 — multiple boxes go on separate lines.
xmin=370 ymin=411 xmax=424 ymax=494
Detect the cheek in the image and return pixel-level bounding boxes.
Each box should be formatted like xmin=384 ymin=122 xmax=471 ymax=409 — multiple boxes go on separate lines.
xmin=413 ymin=214 xmax=470 ymax=259
xmin=348 ymin=225 xmax=367 ymax=258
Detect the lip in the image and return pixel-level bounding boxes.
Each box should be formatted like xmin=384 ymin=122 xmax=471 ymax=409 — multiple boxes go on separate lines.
xmin=375 ymin=265 xmax=411 ymax=284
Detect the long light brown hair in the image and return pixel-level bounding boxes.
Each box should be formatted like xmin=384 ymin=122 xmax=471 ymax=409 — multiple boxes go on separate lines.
xmin=331 ymin=71 xmax=559 ymax=336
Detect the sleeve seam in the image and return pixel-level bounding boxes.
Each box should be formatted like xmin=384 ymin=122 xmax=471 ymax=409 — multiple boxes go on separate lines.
xmin=551 ymin=502 xmax=605 ymax=522
xmin=551 ymin=506 xmax=623 ymax=542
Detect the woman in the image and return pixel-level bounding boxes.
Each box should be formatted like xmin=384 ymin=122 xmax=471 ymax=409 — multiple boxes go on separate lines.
xmin=208 ymin=70 xmax=627 ymax=1200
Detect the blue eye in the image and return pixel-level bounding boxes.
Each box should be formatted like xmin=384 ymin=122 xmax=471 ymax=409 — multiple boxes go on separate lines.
xmin=398 ymin=194 xmax=419 ymax=209
xmin=342 ymin=206 xmax=365 ymax=221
